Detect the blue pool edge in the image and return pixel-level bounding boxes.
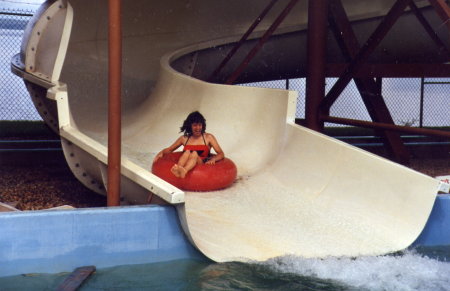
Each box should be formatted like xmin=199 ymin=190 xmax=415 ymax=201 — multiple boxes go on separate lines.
xmin=0 ymin=195 xmax=449 ymax=277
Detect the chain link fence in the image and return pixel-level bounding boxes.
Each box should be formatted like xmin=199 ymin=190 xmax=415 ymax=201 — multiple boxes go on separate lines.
xmin=1 ymin=6 xmax=41 ymax=121
xmin=243 ymin=77 xmax=449 ymax=128
xmin=1 ymin=6 xmax=448 ymax=129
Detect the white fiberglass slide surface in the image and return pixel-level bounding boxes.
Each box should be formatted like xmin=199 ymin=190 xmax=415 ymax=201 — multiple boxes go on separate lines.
xmin=178 ymin=125 xmax=440 ymax=261
xmin=112 ymin=50 xmax=440 ymax=260
xmin=15 ymin=0 xmax=446 ymax=261
xmin=160 ymin=60 xmax=440 ymax=262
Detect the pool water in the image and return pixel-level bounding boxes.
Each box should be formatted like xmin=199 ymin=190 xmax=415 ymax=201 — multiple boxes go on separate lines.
xmin=1 ymin=246 xmax=449 ymax=291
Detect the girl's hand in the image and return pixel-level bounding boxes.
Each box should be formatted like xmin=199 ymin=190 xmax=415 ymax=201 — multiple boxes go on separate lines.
xmin=206 ymin=159 xmax=216 ymax=165
xmin=153 ymin=152 xmax=163 ymax=163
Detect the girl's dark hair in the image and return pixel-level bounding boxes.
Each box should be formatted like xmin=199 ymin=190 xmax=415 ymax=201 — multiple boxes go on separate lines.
xmin=180 ymin=111 xmax=206 ymax=136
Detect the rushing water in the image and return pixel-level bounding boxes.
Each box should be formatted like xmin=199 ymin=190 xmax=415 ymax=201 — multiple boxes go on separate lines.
xmin=1 ymin=246 xmax=449 ymax=291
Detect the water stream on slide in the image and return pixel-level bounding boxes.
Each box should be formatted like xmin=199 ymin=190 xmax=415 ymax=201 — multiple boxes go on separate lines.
xmin=1 ymin=246 xmax=449 ymax=290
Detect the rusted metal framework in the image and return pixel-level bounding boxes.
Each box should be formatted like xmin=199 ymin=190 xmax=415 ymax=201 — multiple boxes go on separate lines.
xmin=315 ymin=0 xmax=450 ymax=163
xmin=224 ymin=0 xmax=300 ymax=85
xmin=208 ymin=0 xmax=280 ymax=82
xmin=213 ymin=0 xmax=450 ymax=163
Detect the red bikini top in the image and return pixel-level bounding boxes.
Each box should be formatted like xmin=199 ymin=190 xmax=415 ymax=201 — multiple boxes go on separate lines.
xmin=183 ymin=135 xmax=210 ymax=158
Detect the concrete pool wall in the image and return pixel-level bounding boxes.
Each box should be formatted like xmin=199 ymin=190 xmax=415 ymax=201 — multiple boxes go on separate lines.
xmin=0 ymin=205 xmax=203 ymax=277
xmin=0 ymin=195 xmax=449 ymax=277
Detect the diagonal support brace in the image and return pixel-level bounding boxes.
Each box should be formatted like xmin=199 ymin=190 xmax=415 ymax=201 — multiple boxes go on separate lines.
xmin=320 ymin=0 xmax=410 ymax=112
xmin=328 ymin=0 xmax=410 ymax=162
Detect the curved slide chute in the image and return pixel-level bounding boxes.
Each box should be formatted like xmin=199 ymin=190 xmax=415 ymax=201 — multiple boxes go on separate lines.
xmin=159 ymin=52 xmax=440 ymax=261
xmin=11 ymin=0 xmax=446 ymax=261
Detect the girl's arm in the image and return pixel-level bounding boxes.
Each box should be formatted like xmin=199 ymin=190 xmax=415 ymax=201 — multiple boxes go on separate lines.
xmin=153 ymin=136 xmax=184 ymax=162
xmin=206 ymin=134 xmax=224 ymax=164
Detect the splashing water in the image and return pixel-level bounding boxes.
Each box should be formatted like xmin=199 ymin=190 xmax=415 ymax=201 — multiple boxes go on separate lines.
xmin=1 ymin=248 xmax=449 ymax=290
xmin=264 ymin=248 xmax=450 ymax=291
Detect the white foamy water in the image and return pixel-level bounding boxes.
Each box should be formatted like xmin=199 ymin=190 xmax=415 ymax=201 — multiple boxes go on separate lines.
xmin=265 ymin=250 xmax=450 ymax=291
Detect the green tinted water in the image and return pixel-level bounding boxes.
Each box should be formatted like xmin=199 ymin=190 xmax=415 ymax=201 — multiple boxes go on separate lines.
xmin=1 ymin=246 xmax=449 ymax=291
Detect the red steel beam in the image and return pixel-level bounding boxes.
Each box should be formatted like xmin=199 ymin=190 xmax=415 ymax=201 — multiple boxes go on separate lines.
xmin=428 ymin=0 xmax=450 ymax=31
xmin=107 ymin=0 xmax=122 ymax=207
xmin=328 ymin=0 xmax=410 ymax=163
xmin=322 ymin=116 xmax=450 ymax=138
xmin=325 ymin=63 xmax=450 ymax=77
xmin=353 ymin=78 xmax=410 ymax=162
xmin=305 ymin=0 xmax=329 ymax=131
xmin=225 ymin=0 xmax=300 ymax=85
xmin=208 ymin=0 xmax=279 ymax=83
xmin=408 ymin=0 xmax=450 ymax=56
xmin=320 ymin=0 xmax=410 ymax=112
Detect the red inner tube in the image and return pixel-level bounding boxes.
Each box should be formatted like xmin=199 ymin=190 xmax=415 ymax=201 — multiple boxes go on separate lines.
xmin=151 ymin=152 xmax=237 ymax=191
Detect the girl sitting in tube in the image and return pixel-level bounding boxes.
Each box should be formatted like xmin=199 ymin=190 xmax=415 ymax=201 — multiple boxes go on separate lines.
xmin=153 ymin=111 xmax=225 ymax=178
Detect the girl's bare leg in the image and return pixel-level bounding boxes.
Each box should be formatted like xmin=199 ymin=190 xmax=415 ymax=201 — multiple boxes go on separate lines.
xmin=177 ymin=151 xmax=191 ymax=167
xmin=171 ymin=151 xmax=191 ymax=177
xmin=170 ymin=164 xmax=180 ymax=177
xmin=179 ymin=152 xmax=200 ymax=178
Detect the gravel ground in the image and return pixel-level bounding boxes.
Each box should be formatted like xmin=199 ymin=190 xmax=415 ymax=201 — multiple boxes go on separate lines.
xmin=408 ymin=158 xmax=450 ymax=178
xmin=0 ymin=157 xmax=448 ymax=211
xmin=0 ymin=163 xmax=106 ymax=211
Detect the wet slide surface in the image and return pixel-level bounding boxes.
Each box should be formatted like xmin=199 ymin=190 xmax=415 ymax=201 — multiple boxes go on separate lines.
xmin=148 ymin=54 xmax=439 ymax=262
xmin=178 ymin=122 xmax=440 ymax=262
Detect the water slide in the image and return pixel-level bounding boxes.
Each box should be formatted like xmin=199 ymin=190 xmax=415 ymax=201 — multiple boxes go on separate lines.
xmin=11 ymin=0 xmax=449 ymax=262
